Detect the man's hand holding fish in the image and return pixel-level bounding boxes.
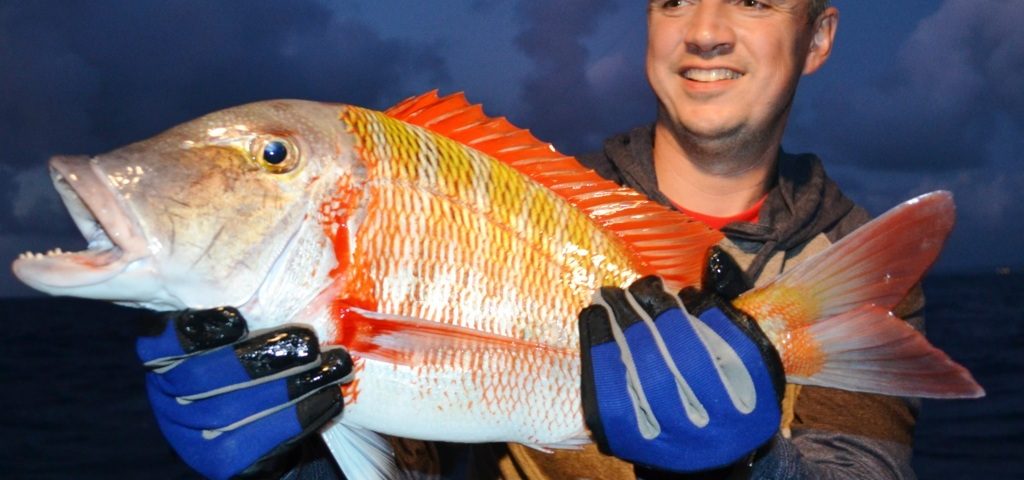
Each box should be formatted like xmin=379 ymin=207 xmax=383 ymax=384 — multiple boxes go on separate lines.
xmin=579 ymin=255 xmax=788 ymax=474
xmin=136 ymin=308 xmax=352 ymax=479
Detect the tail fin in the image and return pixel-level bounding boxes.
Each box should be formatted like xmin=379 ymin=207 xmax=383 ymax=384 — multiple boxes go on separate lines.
xmin=794 ymin=305 xmax=982 ymax=398
xmin=735 ymin=191 xmax=984 ymax=398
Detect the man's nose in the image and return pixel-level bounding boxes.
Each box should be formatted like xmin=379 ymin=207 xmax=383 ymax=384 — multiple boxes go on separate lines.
xmin=684 ymin=3 xmax=736 ymax=58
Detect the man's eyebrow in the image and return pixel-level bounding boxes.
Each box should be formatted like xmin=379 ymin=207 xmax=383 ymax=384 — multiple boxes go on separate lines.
xmin=761 ymin=0 xmax=806 ymax=12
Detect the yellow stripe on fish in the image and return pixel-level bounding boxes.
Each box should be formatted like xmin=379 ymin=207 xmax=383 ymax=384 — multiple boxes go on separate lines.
xmin=337 ymin=106 xmax=639 ymax=347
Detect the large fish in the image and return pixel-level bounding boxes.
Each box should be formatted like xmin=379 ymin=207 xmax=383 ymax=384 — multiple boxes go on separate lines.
xmin=12 ymin=91 xmax=981 ymax=477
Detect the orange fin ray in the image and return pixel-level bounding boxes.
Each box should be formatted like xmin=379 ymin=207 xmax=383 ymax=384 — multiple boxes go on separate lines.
xmin=743 ymin=191 xmax=956 ymax=320
xmin=335 ymin=303 xmax=564 ymax=366
xmin=385 ymin=90 xmax=723 ymax=288
xmin=737 ymin=191 xmax=983 ymax=398
xmin=792 ymin=306 xmax=984 ymax=398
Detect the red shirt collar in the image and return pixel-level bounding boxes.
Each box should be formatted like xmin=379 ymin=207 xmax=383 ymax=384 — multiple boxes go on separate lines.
xmin=671 ymin=195 xmax=767 ymax=231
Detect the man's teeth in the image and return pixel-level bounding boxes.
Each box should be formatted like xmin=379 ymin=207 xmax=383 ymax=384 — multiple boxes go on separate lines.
xmin=683 ymin=68 xmax=742 ymax=82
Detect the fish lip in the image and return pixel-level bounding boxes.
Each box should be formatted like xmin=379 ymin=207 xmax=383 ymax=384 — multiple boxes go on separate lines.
xmin=12 ymin=156 xmax=150 ymax=290
xmin=51 ymin=156 xmax=147 ymax=253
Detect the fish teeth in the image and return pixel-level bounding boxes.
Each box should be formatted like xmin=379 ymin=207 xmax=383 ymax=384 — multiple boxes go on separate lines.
xmin=16 ymin=250 xmax=63 ymax=260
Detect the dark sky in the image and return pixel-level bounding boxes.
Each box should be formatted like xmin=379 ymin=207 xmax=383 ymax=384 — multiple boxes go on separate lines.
xmin=2 ymin=1 xmax=1022 ymax=297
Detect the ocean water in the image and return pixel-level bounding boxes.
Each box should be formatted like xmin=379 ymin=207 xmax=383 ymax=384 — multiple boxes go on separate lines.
xmin=909 ymin=274 xmax=1024 ymax=479
xmin=1 ymin=273 xmax=1021 ymax=479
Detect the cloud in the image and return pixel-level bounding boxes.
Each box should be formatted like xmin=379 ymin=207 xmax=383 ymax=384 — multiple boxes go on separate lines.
xmin=0 ymin=0 xmax=451 ymax=236
xmin=783 ymin=0 xmax=1024 ymax=272
xmin=512 ymin=0 xmax=653 ymax=154
xmin=801 ymin=0 xmax=1024 ymax=172
xmin=11 ymin=167 xmax=72 ymax=234
xmin=909 ymin=169 xmax=1024 ymax=272
xmin=0 ymin=1 xmax=451 ymax=161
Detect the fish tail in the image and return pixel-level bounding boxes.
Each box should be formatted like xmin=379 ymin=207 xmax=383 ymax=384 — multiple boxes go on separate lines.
xmin=796 ymin=305 xmax=982 ymax=398
xmin=736 ymin=191 xmax=984 ymax=398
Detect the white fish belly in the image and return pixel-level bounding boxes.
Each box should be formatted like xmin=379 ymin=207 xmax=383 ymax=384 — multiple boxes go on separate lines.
xmin=340 ymin=350 xmax=586 ymax=446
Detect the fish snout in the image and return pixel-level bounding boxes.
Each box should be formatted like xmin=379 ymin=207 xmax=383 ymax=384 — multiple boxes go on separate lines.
xmin=48 ymin=154 xmax=92 ymax=167
xmin=48 ymin=155 xmax=95 ymax=184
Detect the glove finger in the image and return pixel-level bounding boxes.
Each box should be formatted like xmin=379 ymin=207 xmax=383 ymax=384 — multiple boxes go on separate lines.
xmin=287 ymin=347 xmax=354 ymax=399
xmin=603 ymin=298 xmax=768 ymax=469
xmin=614 ymin=299 xmax=710 ymax=429
xmin=624 ymin=276 xmax=681 ymax=320
xmin=616 ymin=281 xmax=746 ymax=430
xmin=137 ymin=307 xmax=248 ymax=365
xmin=692 ymin=306 xmax=785 ymax=409
xmin=579 ymin=301 xmax=613 ymax=450
xmin=701 ymin=246 xmax=752 ymax=301
xmin=583 ymin=284 xmax=715 ymax=447
xmin=147 ymin=348 xmax=352 ymax=429
xmin=712 ymin=301 xmax=787 ymax=404
xmin=154 ymin=386 xmax=342 ymax=480
xmin=661 ymin=308 xmax=755 ymax=416
xmin=583 ymin=286 xmax=670 ymax=447
xmin=234 ymin=385 xmax=346 ymax=479
xmin=153 ymin=326 xmax=321 ymax=398
xmin=660 ymin=306 xmax=782 ymax=467
xmin=622 ymin=279 xmax=762 ymax=420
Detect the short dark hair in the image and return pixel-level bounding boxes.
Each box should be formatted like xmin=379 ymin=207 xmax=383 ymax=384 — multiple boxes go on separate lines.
xmin=809 ymin=0 xmax=831 ymax=21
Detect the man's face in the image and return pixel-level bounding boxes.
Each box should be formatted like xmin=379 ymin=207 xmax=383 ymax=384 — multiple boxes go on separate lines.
xmin=646 ymin=0 xmax=835 ymax=148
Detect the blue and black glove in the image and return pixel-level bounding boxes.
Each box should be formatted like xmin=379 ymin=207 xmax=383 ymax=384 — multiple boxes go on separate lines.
xmin=137 ymin=308 xmax=352 ymax=479
xmin=579 ymin=248 xmax=785 ymax=473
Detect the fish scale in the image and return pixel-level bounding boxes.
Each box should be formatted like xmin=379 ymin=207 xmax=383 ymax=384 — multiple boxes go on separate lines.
xmin=339 ymin=106 xmax=642 ymax=347
xmin=325 ymin=105 xmax=646 ymax=445
xmin=348 ymin=340 xmax=586 ymax=445
xmin=10 ymin=92 xmax=983 ymax=478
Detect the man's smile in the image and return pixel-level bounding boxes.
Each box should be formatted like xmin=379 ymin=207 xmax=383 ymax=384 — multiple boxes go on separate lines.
xmin=681 ymin=68 xmax=744 ymax=82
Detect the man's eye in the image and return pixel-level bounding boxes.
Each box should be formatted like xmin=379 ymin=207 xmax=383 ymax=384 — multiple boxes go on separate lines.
xmin=657 ymin=0 xmax=686 ymax=9
xmin=740 ymin=0 xmax=768 ymax=8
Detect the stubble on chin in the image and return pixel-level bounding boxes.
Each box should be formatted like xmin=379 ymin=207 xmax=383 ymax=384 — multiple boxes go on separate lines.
xmin=657 ymin=114 xmax=775 ymax=177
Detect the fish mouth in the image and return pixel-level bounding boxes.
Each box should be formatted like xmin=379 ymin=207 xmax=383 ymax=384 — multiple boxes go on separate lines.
xmin=12 ymin=156 xmax=151 ymax=295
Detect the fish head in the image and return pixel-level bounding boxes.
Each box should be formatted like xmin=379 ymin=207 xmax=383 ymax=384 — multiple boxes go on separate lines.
xmin=13 ymin=100 xmax=362 ymax=313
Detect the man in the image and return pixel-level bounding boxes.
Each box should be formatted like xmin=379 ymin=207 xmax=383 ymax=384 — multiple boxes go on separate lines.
xmin=140 ymin=0 xmax=922 ymax=478
xmin=470 ymin=1 xmax=921 ymax=478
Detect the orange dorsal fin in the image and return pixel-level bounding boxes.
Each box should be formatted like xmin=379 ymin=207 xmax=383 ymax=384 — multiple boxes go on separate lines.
xmin=386 ymin=90 xmax=724 ymax=288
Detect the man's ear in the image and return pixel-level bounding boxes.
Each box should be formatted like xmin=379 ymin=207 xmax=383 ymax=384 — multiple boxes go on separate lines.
xmin=803 ymin=6 xmax=839 ymax=75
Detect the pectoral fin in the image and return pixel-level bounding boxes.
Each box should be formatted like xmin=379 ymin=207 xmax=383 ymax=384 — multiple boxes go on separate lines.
xmin=332 ymin=303 xmax=565 ymax=366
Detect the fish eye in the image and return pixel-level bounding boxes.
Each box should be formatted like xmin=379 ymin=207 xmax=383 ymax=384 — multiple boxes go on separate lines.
xmin=263 ymin=141 xmax=288 ymax=165
xmin=252 ymin=137 xmax=299 ymax=173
